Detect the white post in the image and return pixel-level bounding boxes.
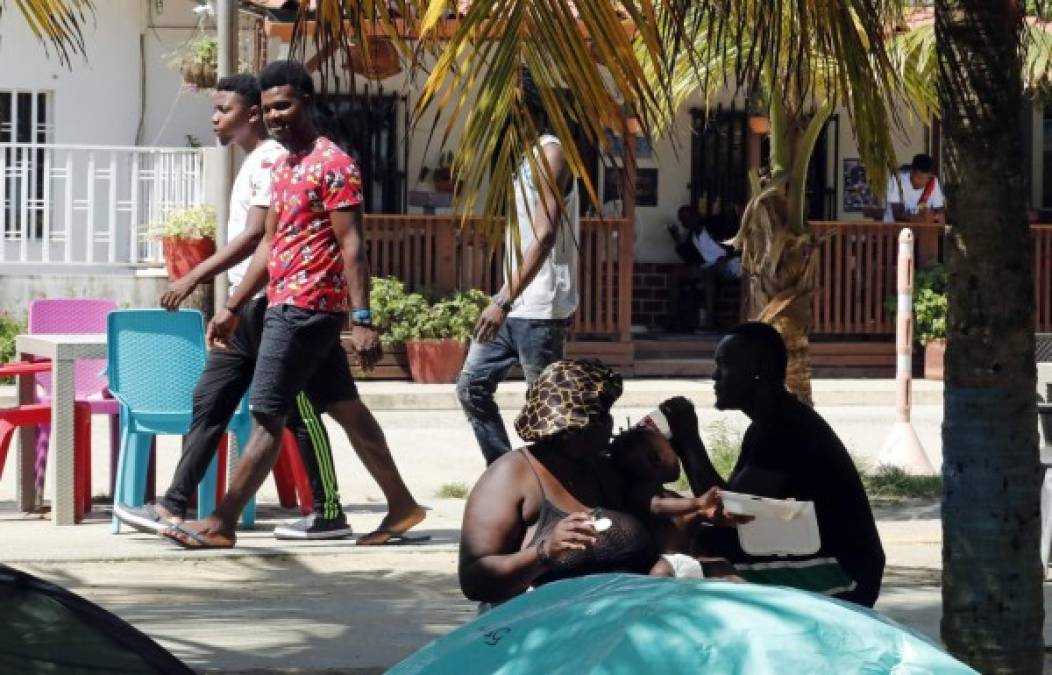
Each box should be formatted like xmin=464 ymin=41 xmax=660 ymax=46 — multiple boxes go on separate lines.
xmin=213 ymin=0 xmax=237 ymax=310
xmin=878 ymin=228 xmax=936 ymax=475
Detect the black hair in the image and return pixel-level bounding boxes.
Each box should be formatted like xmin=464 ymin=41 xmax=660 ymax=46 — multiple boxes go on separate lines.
xmin=520 ymin=65 xmax=550 ymax=131
xmin=258 ymin=60 xmax=315 ymax=101
xmin=215 ymin=73 xmax=261 ymax=107
xmin=726 ymin=321 xmax=788 ymax=384
xmin=911 ymin=153 xmax=935 ymax=174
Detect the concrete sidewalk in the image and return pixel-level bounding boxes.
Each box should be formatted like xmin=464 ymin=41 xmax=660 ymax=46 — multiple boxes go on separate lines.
xmin=0 ymin=500 xmax=935 ymax=672
xmin=0 ymin=377 xmax=966 ymax=673
xmin=5 ymin=498 xmax=1050 ymax=674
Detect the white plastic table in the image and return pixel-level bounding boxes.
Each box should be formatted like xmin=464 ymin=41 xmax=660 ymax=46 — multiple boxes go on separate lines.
xmin=15 ymin=333 xmax=107 ymax=525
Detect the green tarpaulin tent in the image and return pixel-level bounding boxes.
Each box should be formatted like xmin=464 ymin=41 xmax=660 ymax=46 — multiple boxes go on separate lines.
xmin=0 ymin=564 xmax=192 ymax=675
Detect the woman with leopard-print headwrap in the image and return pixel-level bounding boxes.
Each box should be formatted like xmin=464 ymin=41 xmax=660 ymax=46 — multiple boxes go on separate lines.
xmin=458 ymin=359 xmax=663 ymax=604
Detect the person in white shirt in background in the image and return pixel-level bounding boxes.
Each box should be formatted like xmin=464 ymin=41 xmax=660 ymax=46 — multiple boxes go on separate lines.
xmin=667 ymin=205 xmax=742 ymax=330
xmin=883 ymin=153 xmax=946 ymax=224
xmin=456 ymin=67 xmax=580 ymax=465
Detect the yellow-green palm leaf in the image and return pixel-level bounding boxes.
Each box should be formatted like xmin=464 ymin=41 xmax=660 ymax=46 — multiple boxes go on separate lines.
xmin=2 ymin=0 xmax=93 ymax=66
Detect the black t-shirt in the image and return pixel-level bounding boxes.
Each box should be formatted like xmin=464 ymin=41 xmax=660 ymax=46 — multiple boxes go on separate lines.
xmin=709 ymin=391 xmax=885 ymax=606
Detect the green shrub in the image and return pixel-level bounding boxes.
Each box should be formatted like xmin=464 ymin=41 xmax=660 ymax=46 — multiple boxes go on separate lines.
xmin=436 ymin=481 xmax=471 ymax=499
xmin=369 ymin=276 xmax=489 ymax=348
xmin=862 ymin=465 xmax=942 ymax=500
xmin=885 ymin=262 xmax=947 ymax=345
xmin=0 ymin=312 xmax=27 ymax=384
xmin=672 ymin=420 xmax=744 ymax=491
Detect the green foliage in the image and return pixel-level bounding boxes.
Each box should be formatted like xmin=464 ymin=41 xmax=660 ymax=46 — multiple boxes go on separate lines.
xmin=436 ymin=481 xmax=471 ymax=499
xmin=862 ymin=465 xmax=943 ymax=501
xmin=0 ymin=312 xmax=27 ymax=384
xmin=671 ymin=420 xmax=744 ymax=491
xmin=666 ymin=427 xmax=941 ymax=501
xmin=186 ymin=34 xmax=218 ymax=69
xmin=884 ymin=262 xmax=947 ymax=345
xmin=152 ymin=205 xmax=217 ymax=240
xmin=369 ymin=276 xmax=490 ymax=348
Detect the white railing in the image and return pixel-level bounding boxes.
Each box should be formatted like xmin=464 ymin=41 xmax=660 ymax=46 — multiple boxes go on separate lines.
xmin=0 ymin=143 xmax=205 ymax=267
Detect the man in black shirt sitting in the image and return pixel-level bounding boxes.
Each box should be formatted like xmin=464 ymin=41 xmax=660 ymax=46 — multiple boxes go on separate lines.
xmin=665 ymin=322 xmax=885 ymax=607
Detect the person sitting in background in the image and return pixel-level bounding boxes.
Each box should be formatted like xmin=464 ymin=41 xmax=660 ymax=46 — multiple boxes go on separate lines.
xmin=883 ymin=153 xmax=945 ymax=223
xmin=667 ymin=206 xmax=742 ymax=330
xmin=668 ymin=322 xmax=885 ymax=607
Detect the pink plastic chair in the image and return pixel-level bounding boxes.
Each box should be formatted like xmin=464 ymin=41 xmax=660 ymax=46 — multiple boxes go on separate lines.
xmin=29 ymin=298 xmax=125 ymax=497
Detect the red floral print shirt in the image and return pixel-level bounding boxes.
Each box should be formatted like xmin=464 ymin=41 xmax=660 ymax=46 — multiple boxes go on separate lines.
xmin=267 ymin=136 xmax=363 ymax=312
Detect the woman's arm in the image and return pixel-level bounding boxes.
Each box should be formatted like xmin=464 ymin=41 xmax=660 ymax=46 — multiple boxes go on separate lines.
xmin=459 ymin=454 xmax=597 ymax=602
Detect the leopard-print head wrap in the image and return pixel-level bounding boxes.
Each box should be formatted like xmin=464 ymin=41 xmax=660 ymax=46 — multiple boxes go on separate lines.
xmin=514 ymin=359 xmax=623 ymax=443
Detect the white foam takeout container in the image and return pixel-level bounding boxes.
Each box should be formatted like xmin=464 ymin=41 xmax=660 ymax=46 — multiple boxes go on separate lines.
xmin=718 ymin=490 xmax=821 ymax=556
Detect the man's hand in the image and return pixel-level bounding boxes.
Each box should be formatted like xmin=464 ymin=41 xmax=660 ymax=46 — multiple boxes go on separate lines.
xmin=206 ymin=308 xmax=239 ymax=350
xmin=159 ymin=275 xmax=198 ymax=311
xmin=473 ymin=303 xmax=507 ymax=343
xmin=350 ymin=324 xmax=382 ymax=371
xmin=660 ymin=397 xmax=700 ymax=451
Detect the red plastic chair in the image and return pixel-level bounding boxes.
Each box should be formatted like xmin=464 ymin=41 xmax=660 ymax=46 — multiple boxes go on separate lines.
xmin=211 ymin=430 xmax=313 ymax=516
xmin=0 ymin=361 xmax=94 ymax=522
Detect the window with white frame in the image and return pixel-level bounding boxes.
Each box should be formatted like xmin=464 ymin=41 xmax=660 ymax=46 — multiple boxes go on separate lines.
xmin=1 ymin=90 xmax=53 ymax=238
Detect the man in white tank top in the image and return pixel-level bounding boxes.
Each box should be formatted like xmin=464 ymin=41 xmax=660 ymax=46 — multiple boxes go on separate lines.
xmin=456 ymin=72 xmax=580 ymax=464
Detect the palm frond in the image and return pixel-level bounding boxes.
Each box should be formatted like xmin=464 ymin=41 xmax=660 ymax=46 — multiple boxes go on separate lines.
xmin=5 ymin=0 xmax=93 ymax=66
xmin=647 ymin=1 xmax=909 ymax=205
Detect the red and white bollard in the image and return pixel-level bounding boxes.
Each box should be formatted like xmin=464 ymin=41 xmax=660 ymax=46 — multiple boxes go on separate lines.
xmin=878 ymin=228 xmax=936 ymax=475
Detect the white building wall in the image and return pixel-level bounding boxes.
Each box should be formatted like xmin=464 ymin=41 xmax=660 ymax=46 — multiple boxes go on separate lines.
xmin=0 ymin=0 xmax=216 ymax=147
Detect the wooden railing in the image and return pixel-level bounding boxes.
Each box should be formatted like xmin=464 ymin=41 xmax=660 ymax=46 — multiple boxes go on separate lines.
xmin=361 ymin=215 xmax=632 ymax=341
xmin=808 ymin=221 xmax=1052 ymax=336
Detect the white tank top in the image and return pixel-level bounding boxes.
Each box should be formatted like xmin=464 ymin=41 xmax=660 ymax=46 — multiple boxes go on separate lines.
xmin=507 ymin=135 xmax=580 ymax=320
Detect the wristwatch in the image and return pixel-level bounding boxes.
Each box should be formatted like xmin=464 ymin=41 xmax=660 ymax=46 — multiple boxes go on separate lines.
xmin=493 ymin=294 xmax=513 ymax=314
xmin=351 ymin=308 xmax=372 ymax=327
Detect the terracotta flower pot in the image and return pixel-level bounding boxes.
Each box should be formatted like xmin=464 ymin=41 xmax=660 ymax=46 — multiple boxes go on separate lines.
xmin=924 ymin=338 xmax=946 ymax=380
xmin=747 ymin=114 xmax=770 ymax=135
xmin=349 ymin=38 xmax=402 ymax=80
xmin=432 ymin=168 xmax=456 ymax=194
xmin=405 ymin=338 xmax=469 ymax=384
xmin=163 ymin=236 xmax=216 ymax=281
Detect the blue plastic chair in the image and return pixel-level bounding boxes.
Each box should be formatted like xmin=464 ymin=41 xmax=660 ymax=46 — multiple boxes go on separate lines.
xmin=107 ymin=309 xmax=253 ymax=533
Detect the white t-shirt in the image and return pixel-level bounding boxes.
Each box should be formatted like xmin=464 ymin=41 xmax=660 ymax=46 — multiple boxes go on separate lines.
xmin=227 ymin=139 xmax=285 ymax=295
xmin=692 ymin=228 xmax=727 ymax=265
xmin=507 ymin=135 xmax=580 ymax=320
xmin=883 ymin=169 xmax=945 ymax=222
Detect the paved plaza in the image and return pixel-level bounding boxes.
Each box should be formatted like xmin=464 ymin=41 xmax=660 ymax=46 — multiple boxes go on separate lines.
xmin=4 ymin=378 xmax=1047 ymax=673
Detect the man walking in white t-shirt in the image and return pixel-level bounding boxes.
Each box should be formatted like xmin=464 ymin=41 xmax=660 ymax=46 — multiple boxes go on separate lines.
xmin=114 ymin=74 xmax=353 ymax=540
xmin=883 ymin=153 xmax=946 ymax=223
xmin=456 ymin=70 xmax=579 ymax=464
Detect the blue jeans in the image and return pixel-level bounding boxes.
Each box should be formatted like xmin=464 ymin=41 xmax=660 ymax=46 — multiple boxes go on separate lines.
xmin=456 ymin=318 xmax=568 ymax=464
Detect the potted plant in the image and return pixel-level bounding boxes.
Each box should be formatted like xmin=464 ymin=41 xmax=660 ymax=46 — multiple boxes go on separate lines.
xmin=177 ymin=34 xmax=218 ymax=90
xmin=431 ymin=151 xmax=457 ymax=193
xmin=153 ymin=205 xmax=217 ymax=281
xmin=370 ymin=277 xmax=489 ymax=383
xmin=913 ymin=263 xmax=948 ymax=380
xmin=349 ymin=37 xmax=402 ymax=80
xmin=746 ymin=87 xmax=770 ymax=135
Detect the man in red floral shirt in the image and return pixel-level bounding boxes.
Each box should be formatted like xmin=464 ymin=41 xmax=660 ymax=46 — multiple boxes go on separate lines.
xmin=164 ymin=61 xmax=425 ymax=548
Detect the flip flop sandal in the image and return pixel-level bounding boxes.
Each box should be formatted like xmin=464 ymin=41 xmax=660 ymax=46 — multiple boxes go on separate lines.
xmin=161 ymin=524 xmax=236 ymax=550
xmin=355 ymin=529 xmax=431 ymax=546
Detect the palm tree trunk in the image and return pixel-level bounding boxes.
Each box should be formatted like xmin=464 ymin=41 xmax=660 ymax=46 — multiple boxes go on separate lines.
xmin=936 ymin=2 xmax=1043 ymax=673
